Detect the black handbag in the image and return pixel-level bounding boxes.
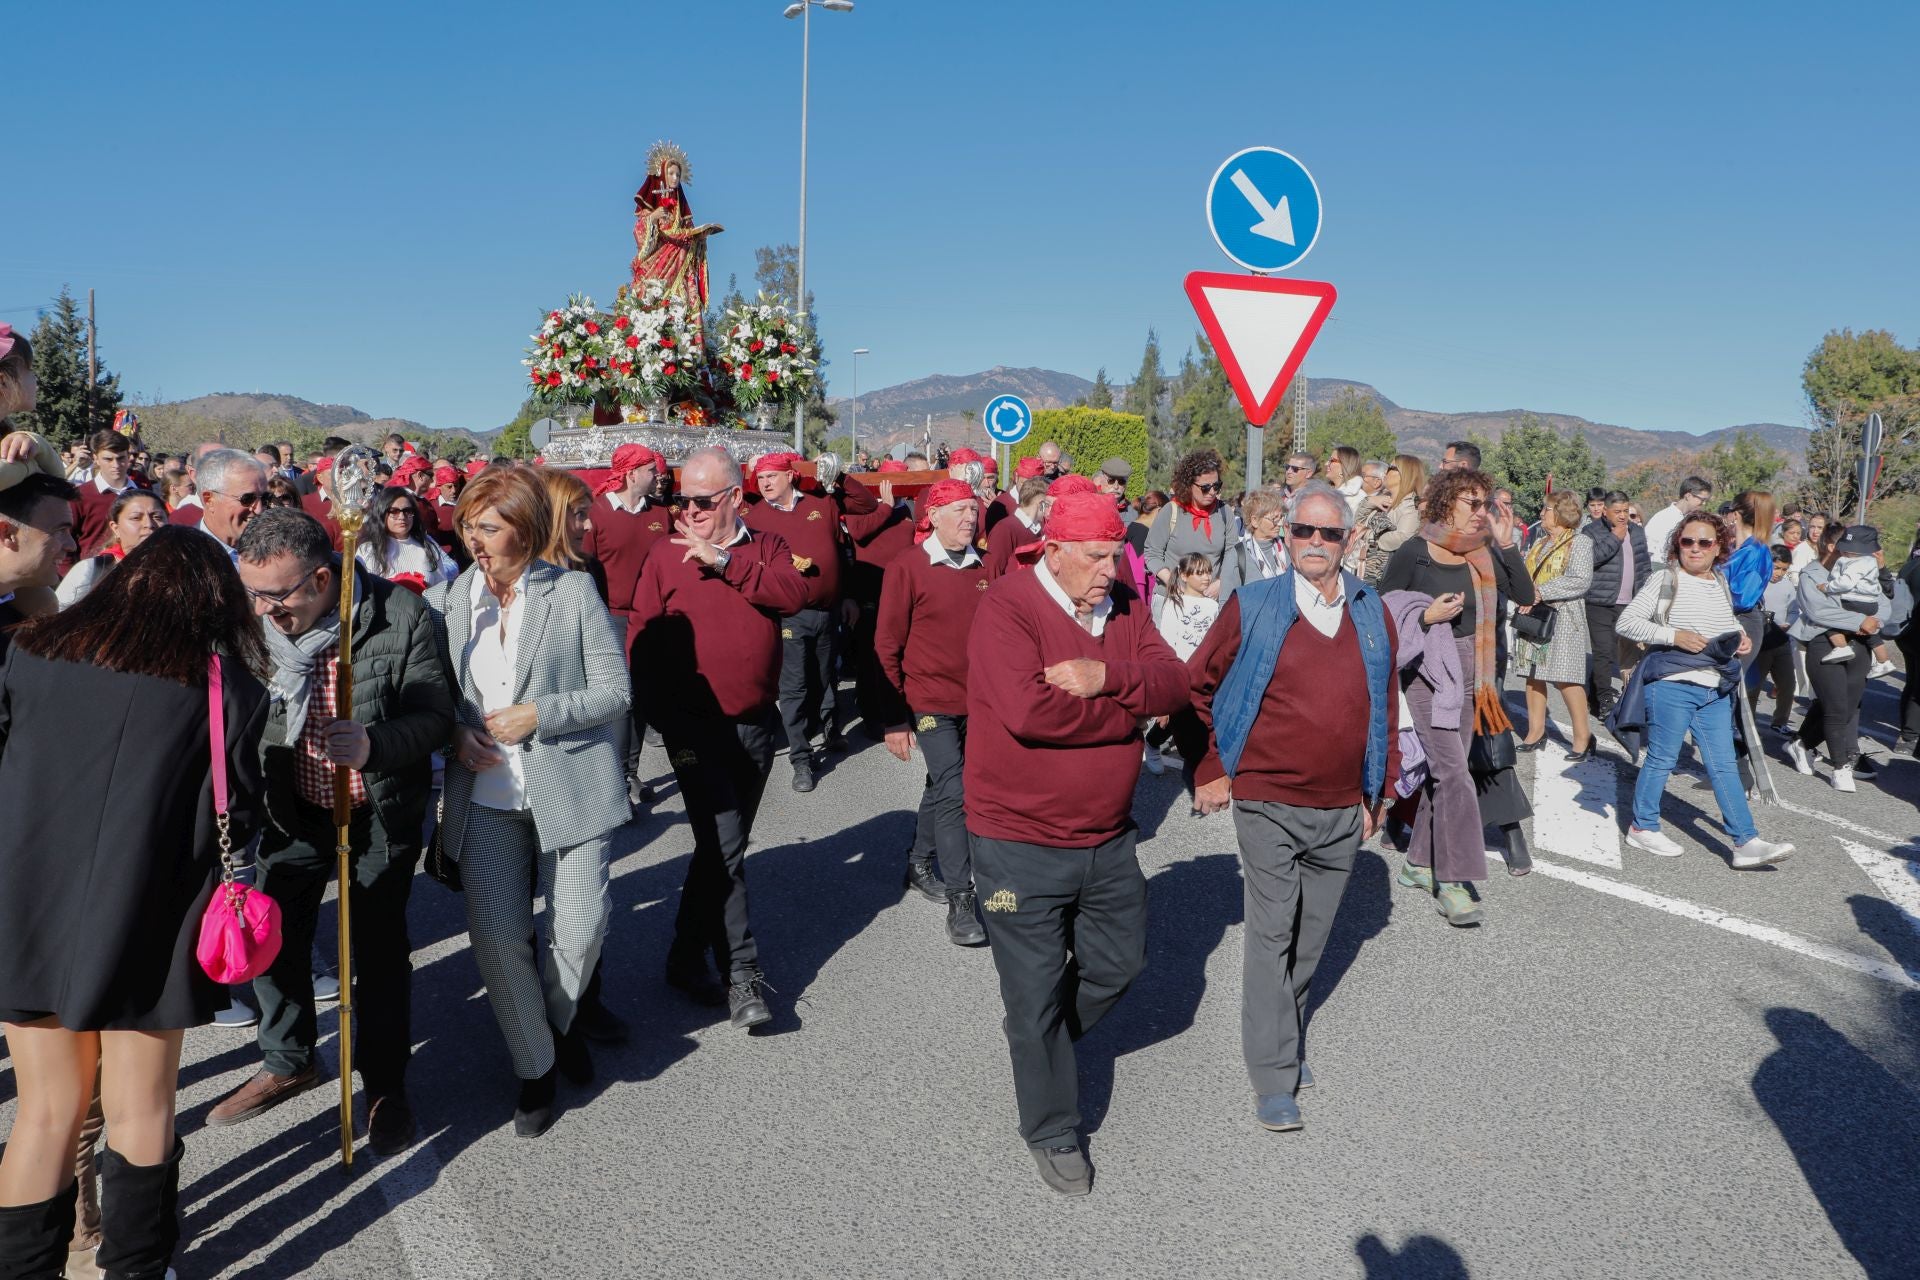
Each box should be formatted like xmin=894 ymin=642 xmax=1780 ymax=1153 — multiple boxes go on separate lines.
xmin=1468 ymin=726 xmax=1518 ymax=774
xmin=1512 ymin=604 xmax=1556 ymax=643
xmin=423 ymin=793 xmax=461 ymax=891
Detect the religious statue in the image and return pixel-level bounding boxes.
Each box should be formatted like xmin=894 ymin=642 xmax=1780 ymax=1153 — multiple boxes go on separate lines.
xmin=630 ymin=140 xmax=723 ymax=312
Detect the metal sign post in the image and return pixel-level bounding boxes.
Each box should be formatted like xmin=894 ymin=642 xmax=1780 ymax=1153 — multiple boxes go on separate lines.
xmin=1856 ymin=412 xmax=1884 ymax=524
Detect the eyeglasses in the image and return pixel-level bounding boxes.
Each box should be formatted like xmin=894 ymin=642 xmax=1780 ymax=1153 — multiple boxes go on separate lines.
xmin=1677 ymin=536 xmax=1718 ymax=550
xmin=388 ymin=507 xmax=417 ymax=519
xmin=244 ymin=563 xmax=322 ymax=608
xmin=679 ymin=488 xmax=733 ymax=512
xmin=1288 ymin=522 xmax=1348 ymax=543
xmin=1459 ymin=498 xmax=1487 ymax=512
xmin=215 ymin=490 xmax=266 ymax=508
xmin=1283 ymin=464 xmax=1310 ymax=474
xmin=1195 ymin=482 xmax=1223 ymax=494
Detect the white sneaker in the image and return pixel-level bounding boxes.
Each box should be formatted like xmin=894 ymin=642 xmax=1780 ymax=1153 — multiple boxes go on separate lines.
xmin=1143 ymin=744 xmax=1165 ymax=776
xmin=1869 ymin=659 xmax=1896 ymax=678
xmin=1785 ymin=739 xmax=1814 ymax=775
xmin=1627 ymin=827 xmax=1684 ymax=858
xmin=1832 ymin=765 xmax=1856 ymax=793
xmin=1731 ymin=837 xmax=1794 ymax=869
xmin=1822 ymin=645 xmax=1855 ymax=664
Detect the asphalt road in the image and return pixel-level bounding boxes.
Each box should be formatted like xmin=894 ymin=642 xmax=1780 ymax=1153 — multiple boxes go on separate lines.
xmin=5 ymin=672 xmax=1919 ymax=1279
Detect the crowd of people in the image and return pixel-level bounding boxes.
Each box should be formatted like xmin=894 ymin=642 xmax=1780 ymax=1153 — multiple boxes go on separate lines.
xmin=0 ymin=312 xmax=1915 ymax=1269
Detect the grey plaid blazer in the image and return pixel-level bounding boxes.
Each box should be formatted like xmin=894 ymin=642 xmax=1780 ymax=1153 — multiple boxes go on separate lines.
xmin=426 ymin=560 xmax=632 ymax=859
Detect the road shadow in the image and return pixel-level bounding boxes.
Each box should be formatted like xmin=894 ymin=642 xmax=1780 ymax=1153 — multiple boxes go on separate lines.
xmin=1751 ymin=1006 xmax=1920 ymax=1279
xmin=1355 ymin=1230 xmax=1471 ymax=1278
xmin=1851 ymin=893 xmax=1920 ymax=979
xmin=1077 ymin=853 xmax=1241 ymax=1134
xmin=1305 ymin=846 xmax=1393 ymax=1031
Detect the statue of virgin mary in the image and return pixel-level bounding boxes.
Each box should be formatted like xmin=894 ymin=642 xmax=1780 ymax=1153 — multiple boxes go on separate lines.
xmin=630 ymin=140 xmax=723 ymax=312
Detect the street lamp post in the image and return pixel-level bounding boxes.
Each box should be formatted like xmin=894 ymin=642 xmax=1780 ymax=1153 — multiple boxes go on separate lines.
xmin=783 ymin=0 xmax=855 ymax=450
xmin=850 ymin=347 xmax=869 ymax=463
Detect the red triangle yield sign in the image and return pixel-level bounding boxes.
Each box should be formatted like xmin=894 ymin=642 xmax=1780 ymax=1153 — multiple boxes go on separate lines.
xmin=1184 ymin=272 xmax=1337 ymax=427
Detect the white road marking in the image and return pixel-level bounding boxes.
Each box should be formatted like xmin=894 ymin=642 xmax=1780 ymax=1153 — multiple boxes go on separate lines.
xmin=1488 ymin=850 xmax=1920 ymax=991
xmin=1774 ymin=798 xmax=1918 ymax=856
xmin=1838 ymin=837 xmax=1920 ymax=941
xmin=1528 ymin=737 xmax=1622 ymax=868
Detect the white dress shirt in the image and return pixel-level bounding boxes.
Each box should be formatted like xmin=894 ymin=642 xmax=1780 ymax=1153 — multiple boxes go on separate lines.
xmin=358 ymin=537 xmax=458 ymax=585
xmin=1295 ymin=572 xmax=1348 ymax=638
xmin=1643 ymin=502 xmax=1687 ymax=565
xmin=466 ymin=569 xmax=531 ymax=811
xmin=923 ymin=537 xmax=981 ymax=570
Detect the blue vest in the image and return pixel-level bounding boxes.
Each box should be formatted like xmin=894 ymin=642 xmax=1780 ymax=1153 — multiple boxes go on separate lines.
xmin=1212 ymin=570 xmax=1392 ymax=802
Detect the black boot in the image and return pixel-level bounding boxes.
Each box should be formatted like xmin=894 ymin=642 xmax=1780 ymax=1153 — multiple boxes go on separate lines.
xmin=946 ymin=889 xmax=987 ymax=946
xmin=96 ymin=1138 xmax=182 ymax=1280
xmin=552 ymin=1020 xmax=594 ymax=1087
xmin=1501 ymin=823 xmax=1533 ymax=877
xmin=514 ymin=1068 xmax=559 ymax=1139
xmin=903 ymin=856 xmax=948 ymax=904
xmin=0 ymin=1179 xmax=76 ymax=1279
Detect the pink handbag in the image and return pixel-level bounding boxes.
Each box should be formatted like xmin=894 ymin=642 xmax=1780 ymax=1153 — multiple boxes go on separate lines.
xmin=195 ymin=654 xmax=283 ymax=983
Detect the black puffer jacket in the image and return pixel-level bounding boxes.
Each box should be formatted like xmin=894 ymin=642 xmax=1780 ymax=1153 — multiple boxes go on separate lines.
xmin=1582 ymin=518 xmax=1651 ymax=605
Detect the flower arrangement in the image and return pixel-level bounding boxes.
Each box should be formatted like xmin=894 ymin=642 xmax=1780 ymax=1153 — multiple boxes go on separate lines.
xmin=523 ymin=295 xmax=616 ymax=406
xmin=605 ymin=280 xmax=703 ymax=407
xmin=716 ymin=295 xmax=820 ymax=412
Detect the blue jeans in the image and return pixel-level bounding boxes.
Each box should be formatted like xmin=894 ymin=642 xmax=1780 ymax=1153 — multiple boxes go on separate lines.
xmin=1632 ymin=678 xmax=1757 ymax=845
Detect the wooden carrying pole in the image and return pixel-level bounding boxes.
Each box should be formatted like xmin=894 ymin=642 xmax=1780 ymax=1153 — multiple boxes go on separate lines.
xmin=331 ymin=515 xmax=364 ymax=1169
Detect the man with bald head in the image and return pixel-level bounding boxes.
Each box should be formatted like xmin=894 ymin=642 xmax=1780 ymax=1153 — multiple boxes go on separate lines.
xmin=631 ymin=447 xmax=810 ymax=1030
xmin=964 ymin=491 xmax=1189 ymax=1196
xmin=1035 ymin=440 xmax=1064 ymax=481
xmin=1189 ymin=481 xmax=1399 ymax=1135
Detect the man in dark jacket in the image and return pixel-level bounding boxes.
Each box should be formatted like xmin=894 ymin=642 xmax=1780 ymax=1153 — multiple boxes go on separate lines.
xmin=211 ymin=510 xmax=454 ymax=1157
xmin=1582 ymin=490 xmax=1651 ymax=717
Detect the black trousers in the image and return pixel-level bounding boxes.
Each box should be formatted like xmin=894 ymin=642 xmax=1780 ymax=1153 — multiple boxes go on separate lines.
xmin=255 ymin=799 xmax=418 ymax=1097
xmin=972 ymin=829 xmax=1147 ymax=1149
xmin=1799 ymin=641 xmax=1872 ymax=768
xmin=665 ymin=713 xmax=775 ymax=982
xmin=777 ymin=607 xmax=838 ymax=764
xmin=1585 ymin=601 xmax=1622 ymax=706
xmin=1748 ymin=623 xmax=1798 ymax=730
xmin=850 ymin=597 xmax=893 ymax=734
xmin=1233 ymin=800 xmax=1360 ymax=1097
xmin=908 ymin=713 xmax=969 ymax=889
xmin=1899 ymin=629 xmax=1920 ymax=739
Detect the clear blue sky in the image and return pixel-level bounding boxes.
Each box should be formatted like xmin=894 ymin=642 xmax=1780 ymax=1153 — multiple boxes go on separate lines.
xmin=8 ymin=1 xmax=1916 ymax=436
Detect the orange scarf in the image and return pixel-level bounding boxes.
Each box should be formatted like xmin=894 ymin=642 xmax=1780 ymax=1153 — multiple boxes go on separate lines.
xmin=1420 ymin=522 xmax=1514 ymax=736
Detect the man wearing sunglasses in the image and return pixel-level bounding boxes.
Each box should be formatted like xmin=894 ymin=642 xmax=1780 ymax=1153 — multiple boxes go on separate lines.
xmin=1281 ymin=453 xmax=1318 ymax=499
xmin=194 ymin=448 xmax=270 ymax=566
xmin=632 ymin=447 xmax=810 ymax=1029
xmin=1188 ymin=481 xmax=1399 ymax=1136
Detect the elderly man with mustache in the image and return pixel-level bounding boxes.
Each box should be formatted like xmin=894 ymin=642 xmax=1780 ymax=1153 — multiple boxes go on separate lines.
xmin=1189 ymin=480 xmax=1401 ymax=1135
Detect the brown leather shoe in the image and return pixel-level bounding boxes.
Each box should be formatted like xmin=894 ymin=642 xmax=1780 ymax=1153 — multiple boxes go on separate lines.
xmin=207 ymin=1066 xmax=323 ymax=1128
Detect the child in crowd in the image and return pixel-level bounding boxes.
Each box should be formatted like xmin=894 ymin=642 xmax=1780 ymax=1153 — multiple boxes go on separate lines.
xmin=1750 ymin=544 xmax=1800 ymax=732
xmin=1144 ymin=553 xmax=1220 ymax=783
xmin=1818 ymin=528 xmax=1895 ymax=675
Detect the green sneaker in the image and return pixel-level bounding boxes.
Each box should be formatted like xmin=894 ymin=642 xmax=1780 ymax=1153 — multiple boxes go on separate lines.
xmin=1434 ymin=883 xmax=1483 ymax=927
xmin=1396 ymin=861 xmax=1435 ymax=892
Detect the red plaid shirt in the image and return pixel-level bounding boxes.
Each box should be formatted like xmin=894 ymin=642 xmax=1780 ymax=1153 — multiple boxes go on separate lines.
xmin=294 ymin=644 xmax=370 ymax=810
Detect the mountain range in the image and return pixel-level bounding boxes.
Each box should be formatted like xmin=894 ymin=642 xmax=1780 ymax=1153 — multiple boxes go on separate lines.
xmin=826 ymin=368 xmax=1807 ymax=471
xmin=132 ymin=372 xmax=1807 ymax=473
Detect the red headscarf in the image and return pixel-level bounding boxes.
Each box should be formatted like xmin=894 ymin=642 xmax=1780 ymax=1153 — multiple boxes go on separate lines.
xmin=915 ymin=479 xmax=977 ymax=545
xmin=313 ymin=457 xmax=335 ymax=474
xmin=1043 ymin=491 xmax=1127 ymax=544
xmin=1015 ymin=456 xmax=1046 ymax=479
xmin=946 ymin=447 xmax=984 ymax=465
xmin=433 ymin=463 xmax=459 ymax=487
xmin=595 ymin=443 xmax=663 ymax=495
xmin=877 ymin=459 xmax=908 ymax=473
xmin=465 ymin=459 xmax=490 ymax=478
xmin=1047 ymin=474 xmax=1098 ymax=497
xmin=392 ymin=455 xmax=431 ymax=485
xmin=981 ymin=456 xmax=997 ymax=476
xmin=752 ymin=452 xmax=801 ymax=478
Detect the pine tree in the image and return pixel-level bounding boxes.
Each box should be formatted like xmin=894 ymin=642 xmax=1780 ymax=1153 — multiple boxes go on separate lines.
xmin=1123 ymin=330 xmax=1163 ymax=420
xmin=16 ymin=286 xmax=121 ymax=446
xmin=1086 ymin=367 xmax=1114 ymax=409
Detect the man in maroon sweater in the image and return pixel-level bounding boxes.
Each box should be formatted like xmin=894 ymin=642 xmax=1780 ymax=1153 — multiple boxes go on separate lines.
xmin=742 ymin=451 xmax=850 ymax=793
xmin=631 ymin=447 xmax=810 ymax=1030
xmin=1189 ymin=482 xmax=1400 ymax=1135
xmin=583 ymin=444 xmax=671 ymax=655
xmin=985 ymin=475 xmax=1050 ymax=579
xmin=843 ymin=472 xmax=917 ymax=734
xmin=875 ymin=479 xmax=992 ymax=945
xmin=964 ymin=491 xmax=1189 ymax=1197
xmin=67 ymin=428 xmax=142 ymax=562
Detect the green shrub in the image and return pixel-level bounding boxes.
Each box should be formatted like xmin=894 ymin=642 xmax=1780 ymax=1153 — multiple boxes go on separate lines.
xmin=1012 ymin=408 xmax=1150 ymax=485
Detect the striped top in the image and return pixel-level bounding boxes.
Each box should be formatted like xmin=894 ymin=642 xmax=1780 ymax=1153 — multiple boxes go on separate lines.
xmin=1618 ymin=569 xmax=1740 ymax=687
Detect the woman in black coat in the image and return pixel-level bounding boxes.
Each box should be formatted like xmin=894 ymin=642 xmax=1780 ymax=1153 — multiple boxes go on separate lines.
xmin=0 ymin=526 xmax=269 ymax=1279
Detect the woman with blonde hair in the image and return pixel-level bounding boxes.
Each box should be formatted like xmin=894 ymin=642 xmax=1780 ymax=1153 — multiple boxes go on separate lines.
xmin=1325 ymin=444 xmax=1366 ymax=518
xmin=1360 ymin=453 xmax=1426 ymax=585
xmin=1515 ymin=490 xmax=1595 ymax=758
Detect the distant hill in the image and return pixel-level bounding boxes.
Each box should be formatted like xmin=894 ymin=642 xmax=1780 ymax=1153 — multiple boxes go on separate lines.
xmin=824 ymin=366 xmax=1093 ymax=451
xmin=126 ymin=393 xmax=490 ymax=451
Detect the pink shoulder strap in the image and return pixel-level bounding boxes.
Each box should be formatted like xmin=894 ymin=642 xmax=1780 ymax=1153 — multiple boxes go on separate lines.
xmin=208 ymin=654 xmax=229 ymax=815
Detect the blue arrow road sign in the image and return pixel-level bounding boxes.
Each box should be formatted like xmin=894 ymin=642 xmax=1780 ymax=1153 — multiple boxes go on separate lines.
xmin=1205 ymin=147 xmax=1323 ymax=273
xmin=983 ymin=394 xmax=1032 ymax=446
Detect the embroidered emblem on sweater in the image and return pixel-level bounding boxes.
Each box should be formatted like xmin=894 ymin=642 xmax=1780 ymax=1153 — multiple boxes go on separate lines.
xmin=648 ymin=521 xmax=664 ymax=532
xmin=807 ymin=510 xmax=824 ymax=521
xmin=781 ymin=627 xmax=795 ymax=639
xmin=917 ymin=715 xmax=937 ymax=732
xmin=791 ymin=555 xmax=815 ymax=573
xmin=976 ymin=580 xmax=989 ymax=591
xmin=983 ymin=889 xmax=1018 ymax=913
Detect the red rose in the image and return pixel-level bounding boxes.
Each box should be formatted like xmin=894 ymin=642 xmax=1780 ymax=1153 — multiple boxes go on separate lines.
xmin=547 ymin=372 xmax=562 ymax=386
xmin=549 ymin=311 xmax=561 ymax=321
xmin=615 ymin=315 xmax=630 ymax=329
xmin=741 ymin=363 xmax=753 ymax=377
xmin=664 ymin=364 xmax=677 ymax=376
xmin=625 ymin=334 xmax=641 ymax=349
xmin=767 ymin=371 xmax=779 ymax=383
xmin=749 ymin=340 xmax=764 ymax=354
xmin=586 ymin=321 xmax=600 ymax=335
xmin=551 ymin=346 xmax=563 ymax=358
xmin=660 ymin=337 xmax=674 ymax=349
xmin=781 ymin=344 xmax=795 ymax=354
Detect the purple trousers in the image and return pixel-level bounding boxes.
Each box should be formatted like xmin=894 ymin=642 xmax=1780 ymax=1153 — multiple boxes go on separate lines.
xmin=1405 ymin=637 xmax=1489 ymax=885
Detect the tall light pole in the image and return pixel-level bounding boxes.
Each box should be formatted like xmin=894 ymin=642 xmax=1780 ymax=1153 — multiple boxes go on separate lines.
xmin=783 ymin=0 xmax=855 ymax=449
xmin=850 ymin=347 xmax=869 ymax=463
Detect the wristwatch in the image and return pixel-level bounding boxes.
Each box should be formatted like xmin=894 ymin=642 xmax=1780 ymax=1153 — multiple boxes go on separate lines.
xmin=713 ymin=547 xmax=731 ymax=570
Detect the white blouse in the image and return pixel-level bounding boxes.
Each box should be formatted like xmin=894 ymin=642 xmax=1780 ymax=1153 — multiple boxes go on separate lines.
xmin=465 ymin=570 xmax=530 ymax=810
xmin=358 ymin=537 xmax=458 ymax=585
